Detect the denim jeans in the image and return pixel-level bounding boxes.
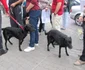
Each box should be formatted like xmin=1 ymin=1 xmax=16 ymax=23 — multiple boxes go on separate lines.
xmin=62 ymin=12 xmax=69 ymax=28
xmin=28 ymin=10 xmax=41 ymax=47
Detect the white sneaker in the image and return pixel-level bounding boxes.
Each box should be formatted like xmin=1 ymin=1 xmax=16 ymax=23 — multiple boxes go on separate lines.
xmin=35 ymin=44 xmax=39 ymax=47
xmin=24 ymin=47 xmax=35 ymax=52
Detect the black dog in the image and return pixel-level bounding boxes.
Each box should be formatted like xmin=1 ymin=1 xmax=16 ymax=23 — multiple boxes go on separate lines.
xmin=46 ymin=29 xmax=72 ymax=58
xmin=2 ymin=23 xmax=35 ymax=51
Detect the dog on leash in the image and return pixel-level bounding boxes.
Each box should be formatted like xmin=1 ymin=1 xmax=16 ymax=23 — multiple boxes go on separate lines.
xmin=46 ymin=29 xmax=73 ymax=58
xmin=2 ymin=23 xmax=35 ymax=51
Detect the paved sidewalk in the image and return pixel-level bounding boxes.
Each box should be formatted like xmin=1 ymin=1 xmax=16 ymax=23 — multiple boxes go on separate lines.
xmin=0 ymin=14 xmax=85 ymax=70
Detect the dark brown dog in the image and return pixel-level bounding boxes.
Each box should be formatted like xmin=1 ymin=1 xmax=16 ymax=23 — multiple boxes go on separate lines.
xmin=2 ymin=23 xmax=35 ymax=51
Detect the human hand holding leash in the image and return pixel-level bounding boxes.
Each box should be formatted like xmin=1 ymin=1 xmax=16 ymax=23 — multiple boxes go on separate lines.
xmin=78 ymin=16 xmax=83 ymax=22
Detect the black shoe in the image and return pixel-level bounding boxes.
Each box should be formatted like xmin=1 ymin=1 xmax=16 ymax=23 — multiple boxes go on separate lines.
xmin=0 ymin=49 xmax=7 ymax=56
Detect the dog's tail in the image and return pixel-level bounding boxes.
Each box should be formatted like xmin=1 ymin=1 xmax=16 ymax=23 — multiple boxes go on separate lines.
xmin=45 ymin=32 xmax=48 ymax=35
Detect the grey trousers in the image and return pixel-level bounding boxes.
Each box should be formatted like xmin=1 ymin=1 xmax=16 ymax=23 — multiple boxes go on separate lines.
xmin=0 ymin=10 xmax=3 ymax=49
xmin=9 ymin=5 xmax=23 ymax=27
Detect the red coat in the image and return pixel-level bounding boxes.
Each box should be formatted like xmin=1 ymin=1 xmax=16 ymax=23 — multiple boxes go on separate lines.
xmin=0 ymin=0 xmax=9 ymax=13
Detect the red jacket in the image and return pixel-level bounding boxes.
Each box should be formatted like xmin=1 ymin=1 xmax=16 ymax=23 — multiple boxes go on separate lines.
xmin=0 ymin=0 xmax=9 ymax=13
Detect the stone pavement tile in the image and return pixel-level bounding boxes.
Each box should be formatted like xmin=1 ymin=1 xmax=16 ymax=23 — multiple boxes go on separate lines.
xmin=0 ymin=65 xmax=6 ymax=70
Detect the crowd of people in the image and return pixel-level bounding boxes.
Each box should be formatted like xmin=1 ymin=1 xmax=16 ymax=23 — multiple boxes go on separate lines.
xmin=0 ymin=0 xmax=85 ymax=66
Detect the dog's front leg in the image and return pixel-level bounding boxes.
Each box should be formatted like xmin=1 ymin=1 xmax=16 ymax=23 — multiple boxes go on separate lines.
xmin=59 ymin=46 xmax=61 ymax=58
xmin=47 ymin=43 xmax=50 ymax=51
xmin=5 ymin=40 xmax=8 ymax=50
xmin=65 ymin=47 xmax=69 ymax=56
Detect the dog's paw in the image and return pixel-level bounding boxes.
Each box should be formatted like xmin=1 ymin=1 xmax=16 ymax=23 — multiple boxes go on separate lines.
xmin=6 ymin=48 xmax=8 ymax=50
xmin=11 ymin=43 xmax=13 ymax=45
xmin=19 ymin=49 xmax=22 ymax=51
xmin=67 ymin=54 xmax=69 ymax=56
xmin=47 ymin=49 xmax=50 ymax=51
xmin=58 ymin=55 xmax=61 ymax=58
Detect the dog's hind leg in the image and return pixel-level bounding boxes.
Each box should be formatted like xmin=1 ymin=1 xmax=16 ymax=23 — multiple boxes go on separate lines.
xmin=52 ymin=41 xmax=55 ymax=48
xmin=47 ymin=36 xmax=51 ymax=51
xmin=8 ymin=39 xmax=13 ymax=45
xmin=19 ymin=40 xmax=23 ymax=51
xmin=59 ymin=46 xmax=61 ymax=58
xmin=47 ymin=42 xmax=50 ymax=51
xmin=65 ymin=47 xmax=69 ymax=56
xmin=8 ymin=36 xmax=13 ymax=45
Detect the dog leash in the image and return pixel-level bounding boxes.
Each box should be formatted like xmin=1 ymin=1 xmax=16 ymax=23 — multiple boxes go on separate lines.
xmin=8 ymin=7 xmax=24 ymax=31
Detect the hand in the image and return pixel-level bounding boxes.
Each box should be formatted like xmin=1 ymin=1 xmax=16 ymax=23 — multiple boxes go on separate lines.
xmin=45 ymin=7 xmax=48 ymax=11
xmin=26 ymin=8 xmax=29 ymax=13
xmin=11 ymin=3 xmax=16 ymax=7
xmin=78 ymin=16 xmax=83 ymax=22
xmin=54 ymin=12 xmax=56 ymax=16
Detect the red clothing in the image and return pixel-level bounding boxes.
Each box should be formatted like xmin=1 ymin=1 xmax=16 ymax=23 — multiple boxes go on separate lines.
xmin=52 ymin=0 xmax=64 ymax=15
xmin=0 ymin=0 xmax=9 ymax=13
xmin=26 ymin=0 xmax=40 ymax=10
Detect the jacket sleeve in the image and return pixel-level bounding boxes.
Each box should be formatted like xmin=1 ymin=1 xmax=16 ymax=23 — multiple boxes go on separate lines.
xmin=0 ymin=0 xmax=9 ymax=13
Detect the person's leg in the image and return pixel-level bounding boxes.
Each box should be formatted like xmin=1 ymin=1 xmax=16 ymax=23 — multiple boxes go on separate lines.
xmin=9 ymin=6 xmax=18 ymax=27
xmin=80 ymin=21 xmax=85 ymax=61
xmin=39 ymin=11 xmax=43 ymax=33
xmin=0 ymin=11 xmax=7 ymax=56
xmin=24 ymin=10 xmax=41 ymax=52
xmin=0 ymin=11 xmax=3 ymax=50
xmin=14 ymin=5 xmax=23 ymax=27
xmin=61 ymin=12 xmax=69 ymax=30
xmin=29 ymin=10 xmax=40 ymax=46
xmin=39 ymin=20 xmax=43 ymax=33
xmin=52 ymin=13 xmax=62 ymax=31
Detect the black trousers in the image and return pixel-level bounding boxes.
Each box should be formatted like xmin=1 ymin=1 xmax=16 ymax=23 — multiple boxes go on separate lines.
xmin=80 ymin=16 xmax=85 ymax=61
xmin=39 ymin=10 xmax=52 ymax=33
xmin=9 ymin=5 xmax=23 ymax=27
xmin=0 ymin=10 xmax=3 ymax=49
xmin=39 ymin=15 xmax=44 ymax=32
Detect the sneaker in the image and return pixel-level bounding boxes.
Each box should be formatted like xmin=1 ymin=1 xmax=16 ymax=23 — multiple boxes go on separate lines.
xmin=0 ymin=49 xmax=7 ymax=56
xmin=24 ymin=47 xmax=35 ymax=52
xmin=35 ymin=44 xmax=39 ymax=47
xmin=61 ymin=27 xmax=66 ymax=30
xmin=74 ymin=60 xmax=85 ymax=66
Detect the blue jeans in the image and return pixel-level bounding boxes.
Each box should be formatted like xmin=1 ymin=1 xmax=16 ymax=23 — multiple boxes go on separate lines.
xmin=28 ymin=10 xmax=41 ymax=47
xmin=0 ymin=10 xmax=3 ymax=49
xmin=62 ymin=12 xmax=69 ymax=28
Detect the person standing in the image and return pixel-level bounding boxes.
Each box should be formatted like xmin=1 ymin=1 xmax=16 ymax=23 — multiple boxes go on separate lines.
xmin=38 ymin=0 xmax=51 ymax=34
xmin=24 ymin=0 xmax=41 ymax=52
xmin=74 ymin=0 xmax=85 ymax=65
xmin=0 ymin=0 xmax=9 ymax=56
xmin=51 ymin=0 xmax=64 ymax=31
xmin=9 ymin=0 xmax=24 ymax=27
xmin=61 ymin=0 xmax=69 ymax=30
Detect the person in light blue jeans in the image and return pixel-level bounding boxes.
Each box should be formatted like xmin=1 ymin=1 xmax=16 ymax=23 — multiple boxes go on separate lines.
xmin=62 ymin=11 xmax=69 ymax=29
xmin=61 ymin=0 xmax=69 ymax=30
